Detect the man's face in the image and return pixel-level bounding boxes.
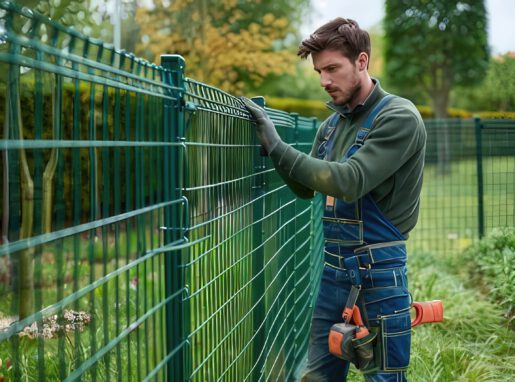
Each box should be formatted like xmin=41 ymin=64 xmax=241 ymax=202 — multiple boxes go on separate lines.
xmin=312 ymin=49 xmax=361 ymax=106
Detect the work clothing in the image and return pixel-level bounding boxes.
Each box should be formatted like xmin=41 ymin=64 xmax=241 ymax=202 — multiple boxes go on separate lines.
xmin=303 ymin=92 xmax=413 ymax=380
xmin=243 ymin=79 xmax=426 ymax=381
xmin=267 ymin=81 xmax=425 ymax=381
xmin=305 ymin=264 xmax=410 ymax=381
xmin=269 ymin=80 xmax=426 ymax=237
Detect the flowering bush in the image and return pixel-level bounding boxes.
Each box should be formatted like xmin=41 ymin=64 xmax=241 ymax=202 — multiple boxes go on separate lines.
xmin=0 ymin=357 xmax=12 ymax=382
xmin=18 ymin=310 xmax=92 ymax=340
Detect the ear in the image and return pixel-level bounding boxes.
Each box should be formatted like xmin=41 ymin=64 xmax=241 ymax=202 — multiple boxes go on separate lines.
xmin=356 ymin=52 xmax=369 ymax=71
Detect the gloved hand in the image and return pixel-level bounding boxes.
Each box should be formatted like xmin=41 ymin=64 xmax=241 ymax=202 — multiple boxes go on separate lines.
xmin=240 ymin=97 xmax=282 ymax=155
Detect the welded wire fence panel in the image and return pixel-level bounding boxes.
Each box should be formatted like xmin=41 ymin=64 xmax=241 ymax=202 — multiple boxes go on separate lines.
xmin=181 ymin=82 xmax=323 ymax=381
xmin=182 ymin=79 xmax=256 ymax=381
xmin=478 ymin=120 xmax=515 ymax=232
xmin=408 ymin=118 xmax=515 ymax=256
xmin=0 ymin=2 xmax=186 ymax=381
xmin=257 ymin=109 xmax=322 ymax=382
xmin=2 ymin=2 xmax=514 ymax=381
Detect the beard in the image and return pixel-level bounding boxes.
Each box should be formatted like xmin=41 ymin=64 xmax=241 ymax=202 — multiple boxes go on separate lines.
xmin=334 ymin=81 xmax=362 ymax=106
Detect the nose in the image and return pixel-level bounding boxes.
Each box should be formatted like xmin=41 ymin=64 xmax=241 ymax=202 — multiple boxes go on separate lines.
xmin=320 ymin=73 xmax=331 ymax=88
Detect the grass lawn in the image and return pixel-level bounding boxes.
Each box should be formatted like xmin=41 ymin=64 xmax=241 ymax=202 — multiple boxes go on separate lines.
xmin=346 ymin=244 xmax=514 ymax=381
xmin=409 ymin=156 xmax=514 ymax=255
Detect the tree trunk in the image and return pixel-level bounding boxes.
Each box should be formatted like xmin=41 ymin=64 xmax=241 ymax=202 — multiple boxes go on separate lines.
xmin=2 ymin=94 xmax=9 ymax=246
xmin=42 ymin=77 xmax=60 ymax=233
xmin=7 ymin=67 xmax=35 ymax=319
xmin=431 ymin=69 xmax=451 ymax=176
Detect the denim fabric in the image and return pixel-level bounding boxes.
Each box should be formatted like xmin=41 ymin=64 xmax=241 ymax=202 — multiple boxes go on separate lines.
xmin=307 ymin=94 xmax=412 ymax=381
xmin=301 ymin=265 xmax=410 ymax=382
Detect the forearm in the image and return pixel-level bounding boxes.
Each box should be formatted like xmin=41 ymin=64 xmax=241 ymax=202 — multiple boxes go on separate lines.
xmin=270 ymin=141 xmax=361 ymax=201
xmin=274 ymin=164 xmax=315 ymax=199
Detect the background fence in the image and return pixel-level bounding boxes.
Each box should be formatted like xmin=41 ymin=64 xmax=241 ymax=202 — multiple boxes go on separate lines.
xmin=0 ymin=1 xmax=514 ymax=381
xmin=408 ymin=118 xmax=515 ymax=256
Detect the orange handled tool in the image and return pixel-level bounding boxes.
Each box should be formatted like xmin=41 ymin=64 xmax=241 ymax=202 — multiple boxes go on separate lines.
xmin=411 ymin=300 xmax=444 ymax=327
xmin=343 ymin=305 xmax=369 ymax=339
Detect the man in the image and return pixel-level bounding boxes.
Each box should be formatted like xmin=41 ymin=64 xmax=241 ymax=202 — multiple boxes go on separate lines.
xmin=242 ymin=18 xmax=426 ymax=381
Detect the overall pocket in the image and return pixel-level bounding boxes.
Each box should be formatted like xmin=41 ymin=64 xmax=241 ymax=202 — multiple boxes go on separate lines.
xmin=379 ymin=309 xmax=411 ymax=371
xmin=322 ymin=217 xmax=363 ymax=245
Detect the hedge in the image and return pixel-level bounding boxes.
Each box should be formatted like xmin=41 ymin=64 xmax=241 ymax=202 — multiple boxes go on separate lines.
xmin=265 ymin=96 xmax=515 ymax=121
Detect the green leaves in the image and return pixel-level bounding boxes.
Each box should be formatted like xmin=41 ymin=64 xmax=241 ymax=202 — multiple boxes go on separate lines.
xmin=462 ymin=227 xmax=515 ymax=318
xmin=384 ymin=0 xmax=489 ymax=117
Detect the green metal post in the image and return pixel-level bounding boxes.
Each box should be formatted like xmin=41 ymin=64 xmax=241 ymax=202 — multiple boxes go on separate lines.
xmin=475 ymin=117 xmax=485 ymax=238
xmin=250 ymin=96 xmax=267 ymax=380
xmin=161 ymin=54 xmax=189 ymax=381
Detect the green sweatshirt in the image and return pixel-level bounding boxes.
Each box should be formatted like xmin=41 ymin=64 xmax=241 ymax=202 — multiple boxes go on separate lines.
xmin=269 ymin=80 xmax=427 ymax=237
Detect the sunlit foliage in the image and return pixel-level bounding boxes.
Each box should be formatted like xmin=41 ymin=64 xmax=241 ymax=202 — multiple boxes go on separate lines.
xmin=135 ymin=0 xmax=309 ymax=93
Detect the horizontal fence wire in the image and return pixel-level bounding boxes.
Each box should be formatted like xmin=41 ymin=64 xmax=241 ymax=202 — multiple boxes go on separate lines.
xmin=181 ymin=79 xmax=323 ymax=381
xmin=1 ymin=2 xmax=514 ymax=381
xmin=0 ymin=2 xmax=185 ymax=381
xmin=408 ymin=118 xmax=515 ymax=256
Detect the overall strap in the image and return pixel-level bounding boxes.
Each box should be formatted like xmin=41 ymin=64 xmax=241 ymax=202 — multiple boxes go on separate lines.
xmin=324 ymin=113 xmax=341 ymax=155
xmin=355 ymin=94 xmax=395 ymax=145
xmin=317 ymin=112 xmax=341 ymax=160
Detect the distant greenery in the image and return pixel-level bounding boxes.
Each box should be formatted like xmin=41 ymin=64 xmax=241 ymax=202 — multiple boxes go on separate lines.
xmin=452 ymin=53 xmax=515 ymax=113
xmin=461 ymin=228 xmax=515 ymax=320
xmin=264 ymin=96 xmax=515 ymax=121
xmin=384 ymin=0 xmax=489 ymax=118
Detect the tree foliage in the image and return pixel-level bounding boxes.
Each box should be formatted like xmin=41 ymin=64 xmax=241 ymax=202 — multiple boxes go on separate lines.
xmin=383 ymin=0 xmax=489 ymax=118
xmin=452 ymin=53 xmax=515 ymax=112
xmin=15 ymin=0 xmax=97 ymax=32
xmin=135 ymin=0 xmax=309 ymax=93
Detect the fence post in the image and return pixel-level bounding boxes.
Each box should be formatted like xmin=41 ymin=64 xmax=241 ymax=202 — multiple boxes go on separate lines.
xmin=474 ymin=117 xmax=485 ymax=238
xmin=160 ymin=54 xmax=189 ymax=381
xmin=250 ymin=96 xmax=267 ymax=379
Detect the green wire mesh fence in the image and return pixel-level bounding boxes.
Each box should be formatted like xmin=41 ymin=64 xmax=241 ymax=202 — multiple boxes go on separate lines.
xmin=408 ymin=118 xmax=515 ymax=256
xmin=0 ymin=2 xmax=188 ymax=381
xmin=1 ymin=1 xmax=514 ymax=381
xmin=0 ymin=2 xmax=323 ymax=380
xmin=179 ymin=77 xmax=323 ymax=381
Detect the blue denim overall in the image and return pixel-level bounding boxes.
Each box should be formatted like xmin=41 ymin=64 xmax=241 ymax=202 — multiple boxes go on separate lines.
xmin=303 ymin=95 xmax=411 ymax=382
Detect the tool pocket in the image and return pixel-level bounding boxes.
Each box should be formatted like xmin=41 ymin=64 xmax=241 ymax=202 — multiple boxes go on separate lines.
xmin=379 ymin=310 xmax=411 ymax=371
xmin=322 ymin=217 xmax=363 ymax=245
xmin=352 ymin=330 xmax=378 ymax=371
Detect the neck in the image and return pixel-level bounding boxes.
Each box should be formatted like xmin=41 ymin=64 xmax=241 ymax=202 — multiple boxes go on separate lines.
xmin=349 ymin=75 xmax=374 ymax=110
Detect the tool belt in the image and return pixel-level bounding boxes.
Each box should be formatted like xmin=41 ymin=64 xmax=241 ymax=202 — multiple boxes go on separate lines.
xmin=327 ymin=248 xmax=444 ymax=372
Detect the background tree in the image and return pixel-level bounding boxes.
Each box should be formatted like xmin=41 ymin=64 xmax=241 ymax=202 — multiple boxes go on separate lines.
xmin=384 ymin=0 xmax=489 ymax=174
xmin=383 ymin=0 xmax=489 ymax=119
xmin=135 ymin=0 xmax=310 ymax=93
xmin=2 ymin=0 xmax=100 ymax=319
xmin=15 ymin=0 xmax=97 ymax=31
xmin=452 ymin=53 xmax=515 ymax=112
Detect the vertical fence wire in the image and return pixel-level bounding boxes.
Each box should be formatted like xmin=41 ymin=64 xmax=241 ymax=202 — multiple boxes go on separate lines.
xmin=1 ymin=2 xmax=514 ymax=382
xmin=408 ymin=118 xmax=515 ymax=256
xmin=0 ymin=2 xmax=188 ymax=381
xmin=479 ymin=120 xmax=515 ymax=231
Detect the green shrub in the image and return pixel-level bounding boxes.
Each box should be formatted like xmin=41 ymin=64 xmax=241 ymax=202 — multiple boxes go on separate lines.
xmin=462 ymin=228 xmax=515 ymax=320
xmin=476 ymin=110 xmax=515 ymax=119
xmin=266 ymin=96 xmax=332 ymax=121
xmin=264 ymin=96 xmax=515 ymax=121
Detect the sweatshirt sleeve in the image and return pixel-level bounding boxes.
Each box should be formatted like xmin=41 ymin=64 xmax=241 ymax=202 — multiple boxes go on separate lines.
xmin=268 ymin=101 xmax=425 ymax=202
xmin=267 ymin=118 xmax=331 ymax=199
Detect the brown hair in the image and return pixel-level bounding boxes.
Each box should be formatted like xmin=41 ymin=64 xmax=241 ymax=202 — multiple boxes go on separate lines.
xmin=297 ymin=18 xmax=371 ymax=62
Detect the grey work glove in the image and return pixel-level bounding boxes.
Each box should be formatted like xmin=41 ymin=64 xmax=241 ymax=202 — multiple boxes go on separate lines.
xmin=240 ymin=97 xmax=282 ymax=155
